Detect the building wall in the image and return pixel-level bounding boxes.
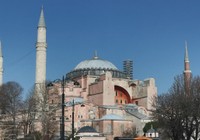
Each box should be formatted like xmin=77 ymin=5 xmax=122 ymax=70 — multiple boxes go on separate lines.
xmin=48 ymin=72 xmax=157 ymax=140
xmin=103 ymin=72 xmax=116 ymax=105
xmin=132 ymin=78 xmax=157 ymax=112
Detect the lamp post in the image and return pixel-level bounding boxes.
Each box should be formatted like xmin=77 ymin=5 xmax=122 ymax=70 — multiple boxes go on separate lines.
xmin=72 ymin=99 xmax=75 ymax=140
xmin=60 ymin=77 xmax=76 ymax=140
xmin=61 ymin=76 xmax=65 ymax=140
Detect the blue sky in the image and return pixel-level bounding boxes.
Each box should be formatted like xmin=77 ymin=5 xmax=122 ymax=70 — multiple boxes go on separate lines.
xmin=0 ymin=0 xmax=200 ymax=96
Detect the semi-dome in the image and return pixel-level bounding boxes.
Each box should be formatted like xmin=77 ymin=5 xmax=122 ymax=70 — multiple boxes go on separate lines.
xmin=74 ymin=56 xmax=118 ymax=70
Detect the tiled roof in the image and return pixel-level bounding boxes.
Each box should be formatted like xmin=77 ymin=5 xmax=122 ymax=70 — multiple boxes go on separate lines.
xmin=100 ymin=114 xmax=125 ymax=121
xmin=125 ymin=104 xmax=149 ymax=119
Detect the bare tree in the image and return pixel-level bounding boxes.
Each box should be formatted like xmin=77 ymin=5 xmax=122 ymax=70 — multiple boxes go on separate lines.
xmin=20 ymin=87 xmax=37 ymax=137
xmin=0 ymin=81 xmax=23 ymax=139
xmin=33 ymin=82 xmax=60 ymax=140
xmin=152 ymin=75 xmax=200 ymax=140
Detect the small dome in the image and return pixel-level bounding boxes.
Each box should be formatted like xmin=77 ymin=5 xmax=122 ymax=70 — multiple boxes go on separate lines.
xmin=74 ymin=56 xmax=118 ymax=70
xmin=77 ymin=126 xmax=97 ymax=134
xmin=147 ymin=125 xmax=156 ymax=133
xmin=147 ymin=128 xmax=156 ymax=133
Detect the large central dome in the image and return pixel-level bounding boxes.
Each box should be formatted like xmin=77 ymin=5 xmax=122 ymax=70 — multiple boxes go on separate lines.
xmin=74 ymin=56 xmax=118 ymax=70
xmin=66 ymin=53 xmax=127 ymax=80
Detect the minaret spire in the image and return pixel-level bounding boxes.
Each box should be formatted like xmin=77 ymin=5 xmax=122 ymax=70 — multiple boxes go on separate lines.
xmin=35 ymin=7 xmax=47 ymax=92
xmin=38 ymin=6 xmax=46 ymax=28
xmin=184 ymin=41 xmax=189 ymax=62
xmin=184 ymin=41 xmax=191 ymax=95
xmin=0 ymin=41 xmax=3 ymax=85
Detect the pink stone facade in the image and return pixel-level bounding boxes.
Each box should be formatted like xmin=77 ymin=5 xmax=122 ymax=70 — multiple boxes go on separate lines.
xmin=49 ymin=71 xmax=157 ymax=139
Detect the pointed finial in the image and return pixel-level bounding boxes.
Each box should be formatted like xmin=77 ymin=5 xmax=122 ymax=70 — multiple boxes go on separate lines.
xmin=185 ymin=41 xmax=189 ymax=62
xmin=93 ymin=50 xmax=98 ymax=59
xmin=38 ymin=6 xmax=46 ymax=27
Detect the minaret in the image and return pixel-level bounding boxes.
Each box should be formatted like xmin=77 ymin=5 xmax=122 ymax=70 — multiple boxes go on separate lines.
xmin=184 ymin=41 xmax=191 ymax=94
xmin=35 ymin=7 xmax=47 ymax=90
xmin=0 ymin=41 xmax=3 ymax=85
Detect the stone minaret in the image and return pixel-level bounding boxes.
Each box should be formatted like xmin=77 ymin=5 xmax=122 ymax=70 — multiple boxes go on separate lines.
xmin=35 ymin=7 xmax=47 ymax=100
xmin=35 ymin=7 xmax=47 ymax=87
xmin=184 ymin=41 xmax=191 ymax=94
xmin=0 ymin=41 xmax=3 ymax=85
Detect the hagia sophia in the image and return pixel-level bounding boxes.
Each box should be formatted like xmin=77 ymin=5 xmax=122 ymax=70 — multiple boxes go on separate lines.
xmin=47 ymin=53 xmax=157 ymax=139
xmin=0 ymin=7 xmax=168 ymax=140
xmin=33 ymin=7 xmax=158 ymax=140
